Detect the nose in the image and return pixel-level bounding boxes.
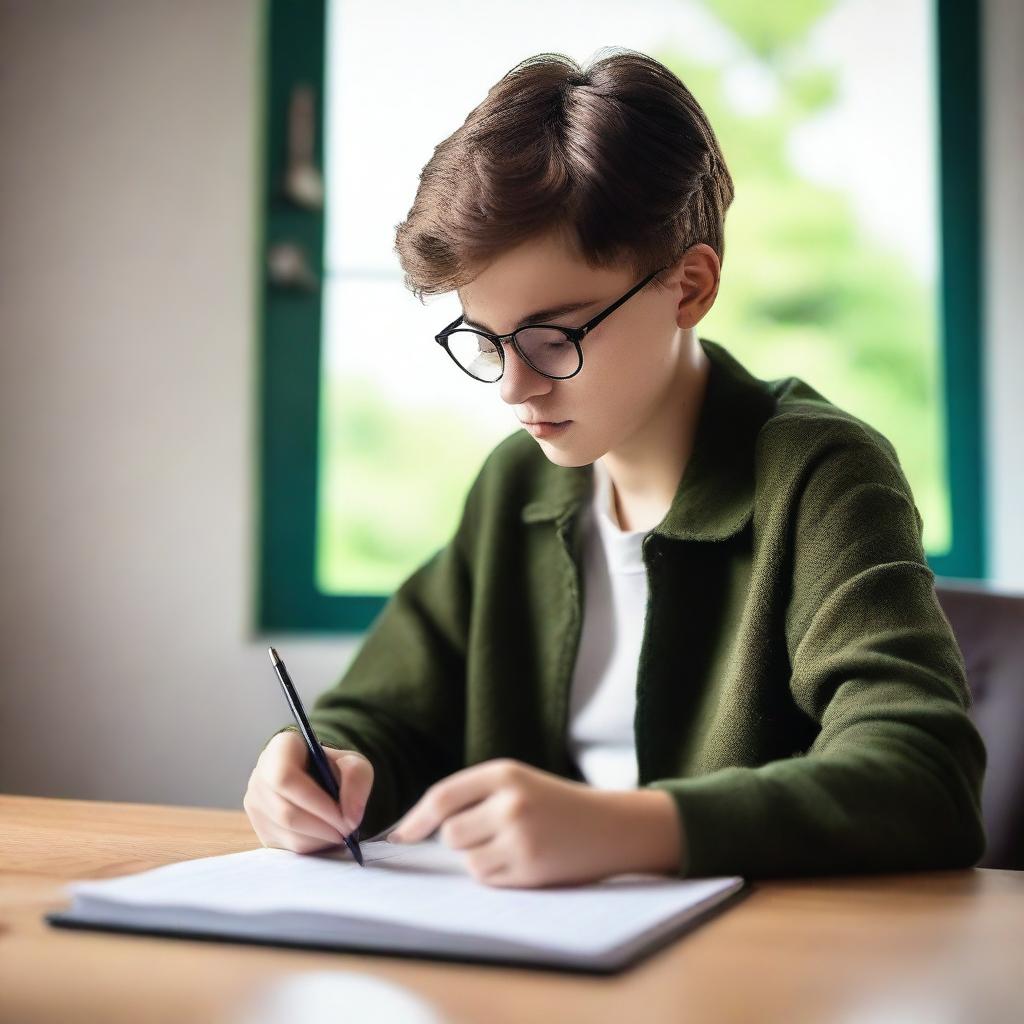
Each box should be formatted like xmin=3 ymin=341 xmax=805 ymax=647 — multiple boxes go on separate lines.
xmin=499 ymin=341 xmax=553 ymax=407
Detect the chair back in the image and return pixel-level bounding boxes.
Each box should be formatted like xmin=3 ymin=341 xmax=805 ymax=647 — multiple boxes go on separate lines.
xmin=935 ymin=579 xmax=1024 ymax=870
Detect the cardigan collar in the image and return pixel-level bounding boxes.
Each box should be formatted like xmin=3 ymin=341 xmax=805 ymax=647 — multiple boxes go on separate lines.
xmin=520 ymin=338 xmax=777 ymax=542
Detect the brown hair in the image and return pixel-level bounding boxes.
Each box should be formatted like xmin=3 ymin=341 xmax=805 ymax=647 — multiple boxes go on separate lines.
xmin=393 ymin=47 xmax=734 ymax=302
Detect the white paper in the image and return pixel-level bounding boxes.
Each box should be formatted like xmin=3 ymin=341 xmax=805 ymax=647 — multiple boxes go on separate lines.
xmin=64 ymin=838 xmax=745 ymax=960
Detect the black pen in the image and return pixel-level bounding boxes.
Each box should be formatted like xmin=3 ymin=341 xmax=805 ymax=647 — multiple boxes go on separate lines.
xmin=268 ymin=647 xmax=364 ymax=866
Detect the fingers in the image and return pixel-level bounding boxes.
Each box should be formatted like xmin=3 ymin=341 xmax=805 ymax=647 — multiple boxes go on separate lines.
xmin=439 ymin=804 xmax=496 ymax=852
xmin=391 ymin=759 xmax=514 ymax=843
xmin=246 ymin=799 xmax=339 ymax=855
xmin=276 ymin=757 xmax=350 ymax=835
xmin=323 ymin=747 xmax=374 ymax=833
xmin=244 ymin=731 xmax=374 ymax=854
xmin=463 ymin=842 xmax=510 ymax=886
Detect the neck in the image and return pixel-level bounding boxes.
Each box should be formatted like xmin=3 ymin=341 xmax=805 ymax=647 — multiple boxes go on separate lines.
xmin=599 ymin=332 xmax=710 ymax=533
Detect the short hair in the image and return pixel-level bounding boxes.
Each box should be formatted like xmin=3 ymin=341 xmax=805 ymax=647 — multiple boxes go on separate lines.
xmin=393 ymin=47 xmax=735 ymax=302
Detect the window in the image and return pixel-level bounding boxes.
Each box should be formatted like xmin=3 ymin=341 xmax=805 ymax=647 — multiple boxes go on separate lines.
xmin=258 ymin=0 xmax=985 ymax=632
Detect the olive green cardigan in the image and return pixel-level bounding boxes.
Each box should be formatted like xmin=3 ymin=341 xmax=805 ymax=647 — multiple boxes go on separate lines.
xmin=271 ymin=338 xmax=987 ymax=879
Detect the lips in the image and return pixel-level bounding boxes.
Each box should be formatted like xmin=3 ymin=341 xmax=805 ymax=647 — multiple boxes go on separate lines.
xmin=522 ymin=419 xmax=572 ymax=438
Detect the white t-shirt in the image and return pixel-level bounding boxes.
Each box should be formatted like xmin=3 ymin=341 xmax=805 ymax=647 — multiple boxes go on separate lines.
xmin=566 ymin=458 xmax=652 ymax=790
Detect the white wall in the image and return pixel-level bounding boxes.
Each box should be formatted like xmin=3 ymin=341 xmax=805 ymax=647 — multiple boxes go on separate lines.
xmin=0 ymin=0 xmax=361 ymax=810
xmin=0 ymin=0 xmax=1020 ymax=810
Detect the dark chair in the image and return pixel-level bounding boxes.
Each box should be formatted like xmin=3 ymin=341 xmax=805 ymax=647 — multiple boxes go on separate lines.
xmin=935 ymin=579 xmax=1024 ymax=870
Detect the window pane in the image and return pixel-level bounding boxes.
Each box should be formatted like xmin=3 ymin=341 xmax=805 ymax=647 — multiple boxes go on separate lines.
xmin=318 ymin=0 xmax=948 ymax=595
xmin=317 ymin=275 xmax=513 ymax=592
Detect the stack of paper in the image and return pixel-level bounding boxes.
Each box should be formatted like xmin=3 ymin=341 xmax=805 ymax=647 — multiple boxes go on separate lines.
xmin=47 ymin=838 xmax=747 ymax=973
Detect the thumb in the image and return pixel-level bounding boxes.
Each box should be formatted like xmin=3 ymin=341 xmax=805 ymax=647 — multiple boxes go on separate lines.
xmin=324 ymin=748 xmax=374 ymax=833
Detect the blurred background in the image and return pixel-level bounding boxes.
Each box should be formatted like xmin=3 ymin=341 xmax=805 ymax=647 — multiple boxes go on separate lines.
xmin=0 ymin=0 xmax=1020 ymax=810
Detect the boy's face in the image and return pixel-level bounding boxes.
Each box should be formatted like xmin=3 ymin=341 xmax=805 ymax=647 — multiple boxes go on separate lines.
xmin=456 ymin=228 xmax=719 ymax=468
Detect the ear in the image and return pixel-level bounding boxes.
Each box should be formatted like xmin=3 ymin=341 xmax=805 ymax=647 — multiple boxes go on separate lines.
xmin=670 ymin=243 xmax=721 ymax=329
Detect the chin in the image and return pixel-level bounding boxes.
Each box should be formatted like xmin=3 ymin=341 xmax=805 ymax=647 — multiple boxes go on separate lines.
xmin=533 ymin=440 xmax=596 ymax=468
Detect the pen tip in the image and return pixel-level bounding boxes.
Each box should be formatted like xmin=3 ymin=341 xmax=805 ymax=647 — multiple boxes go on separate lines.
xmin=268 ymin=647 xmax=280 ymax=666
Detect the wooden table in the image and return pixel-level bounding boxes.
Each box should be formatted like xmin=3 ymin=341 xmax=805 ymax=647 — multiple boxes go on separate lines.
xmin=1 ymin=794 xmax=1021 ymax=1024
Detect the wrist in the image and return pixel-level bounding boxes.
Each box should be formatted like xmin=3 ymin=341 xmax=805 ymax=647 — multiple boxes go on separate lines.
xmin=593 ymin=787 xmax=684 ymax=877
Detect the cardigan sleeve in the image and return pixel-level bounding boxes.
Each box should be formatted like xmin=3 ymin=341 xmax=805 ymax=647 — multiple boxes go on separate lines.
xmin=644 ymin=433 xmax=988 ymax=879
xmin=263 ymin=472 xmax=481 ymax=841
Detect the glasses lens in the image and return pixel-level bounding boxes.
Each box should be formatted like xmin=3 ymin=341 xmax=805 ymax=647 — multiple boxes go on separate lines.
xmin=445 ymin=330 xmax=503 ymax=381
xmin=515 ymin=327 xmax=580 ymax=378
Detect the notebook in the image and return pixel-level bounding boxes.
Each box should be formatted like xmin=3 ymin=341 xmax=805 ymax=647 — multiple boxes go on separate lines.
xmin=46 ymin=838 xmax=748 ymax=973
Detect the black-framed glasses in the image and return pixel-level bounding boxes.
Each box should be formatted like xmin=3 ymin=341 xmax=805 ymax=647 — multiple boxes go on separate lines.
xmin=434 ymin=265 xmax=669 ymax=383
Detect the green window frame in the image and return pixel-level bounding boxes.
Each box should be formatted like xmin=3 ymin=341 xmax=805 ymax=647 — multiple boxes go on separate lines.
xmin=256 ymin=0 xmax=986 ymax=634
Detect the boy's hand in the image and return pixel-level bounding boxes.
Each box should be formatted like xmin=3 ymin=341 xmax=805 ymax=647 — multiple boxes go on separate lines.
xmin=243 ymin=730 xmax=373 ymax=854
xmin=386 ymin=758 xmax=653 ymax=887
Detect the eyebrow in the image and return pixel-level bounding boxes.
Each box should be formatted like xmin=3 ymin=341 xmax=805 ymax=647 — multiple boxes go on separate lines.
xmin=461 ymin=298 xmax=601 ymax=335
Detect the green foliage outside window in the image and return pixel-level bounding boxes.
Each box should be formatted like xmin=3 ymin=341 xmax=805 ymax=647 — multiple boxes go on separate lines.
xmin=316 ymin=0 xmax=950 ymax=595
